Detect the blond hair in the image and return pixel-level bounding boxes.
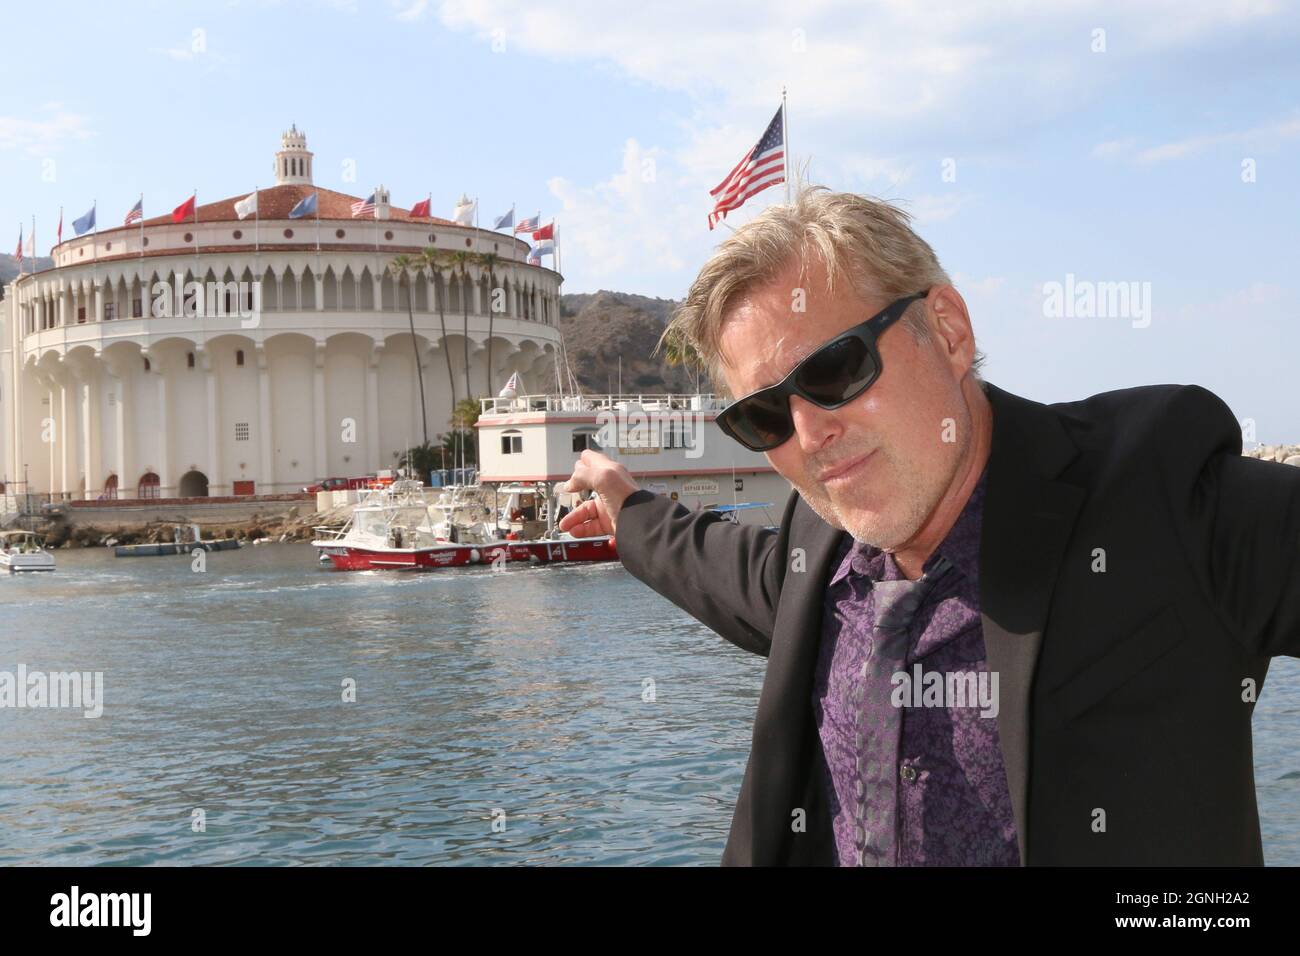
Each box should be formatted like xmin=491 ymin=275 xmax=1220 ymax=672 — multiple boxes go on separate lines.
xmin=662 ymin=185 xmax=982 ymax=392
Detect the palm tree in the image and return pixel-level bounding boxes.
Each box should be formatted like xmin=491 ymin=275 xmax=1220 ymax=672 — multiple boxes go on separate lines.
xmin=418 ymin=246 xmax=458 ymax=425
xmin=449 ymin=250 xmax=476 ymax=403
xmin=480 ymin=251 xmax=501 ymax=397
xmin=657 ymin=324 xmax=706 ymax=393
xmin=389 ymin=253 xmax=428 ymax=445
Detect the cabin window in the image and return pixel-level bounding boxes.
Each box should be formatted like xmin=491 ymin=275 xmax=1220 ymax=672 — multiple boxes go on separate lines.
xmin=133 ymin=296 xmax=143 ymax=318
xmin=572 ymin=429 xmax=601 ymax=453
xmin=501 ymin=432 xmax=523 ymax=455
xmin=104 ymin=302 xmax=116 ymax=321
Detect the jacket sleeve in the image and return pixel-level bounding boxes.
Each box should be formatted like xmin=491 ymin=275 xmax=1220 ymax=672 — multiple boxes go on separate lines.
xmin=613 ymin=489 xmax=791 ymax=657
xmin=1160 ymin=385 xmax=1300 ymax=659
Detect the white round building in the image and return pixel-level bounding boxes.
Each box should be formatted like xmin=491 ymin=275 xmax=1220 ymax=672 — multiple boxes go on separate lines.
xmin=0 ymin=127 xmax=563 ymax=499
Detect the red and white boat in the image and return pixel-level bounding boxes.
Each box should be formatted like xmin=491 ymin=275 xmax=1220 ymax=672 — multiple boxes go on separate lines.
xmin=312 ymin=480 xmax=616 ymax=571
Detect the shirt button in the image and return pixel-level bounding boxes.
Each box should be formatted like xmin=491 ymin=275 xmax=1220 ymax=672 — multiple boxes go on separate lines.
xmin=900 ymin=764 xmax=917 ymax=782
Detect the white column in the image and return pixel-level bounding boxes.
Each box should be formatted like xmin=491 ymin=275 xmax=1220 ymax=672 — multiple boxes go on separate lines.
xmin=155 ymin=361 xmax=171 ymax=497
xmin=312 ymin=345 xmax=327 ymax=478
xmin=94 ymin=283 xmax=105 ymax=323
xmin=80 ymin=369 xmax=98 ymax=498
xmin=109 ymin=366 xmax=128 ymax=496
xmin=204 ymin=352 xmax=222 ymax=496
xmin=258 ymin=348 xmax=274 ymax=493
xmin=59 ymin=377 xmax=71 ymax=494
xmin=365 ymin=346 xmax=381 ymax=471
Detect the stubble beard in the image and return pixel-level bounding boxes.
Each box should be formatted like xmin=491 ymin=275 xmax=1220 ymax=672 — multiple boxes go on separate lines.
xmin=793 ymin=426 xmax=969 ymax=552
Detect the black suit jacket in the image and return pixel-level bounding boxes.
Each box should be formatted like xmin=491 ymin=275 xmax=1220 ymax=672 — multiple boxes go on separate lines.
xmin=615 ymin=382 xmax=1300 ymax=865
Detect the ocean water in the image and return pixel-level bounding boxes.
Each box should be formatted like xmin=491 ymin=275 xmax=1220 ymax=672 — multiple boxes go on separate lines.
xmin=0 ymin=543 xmax=1295 ymax=866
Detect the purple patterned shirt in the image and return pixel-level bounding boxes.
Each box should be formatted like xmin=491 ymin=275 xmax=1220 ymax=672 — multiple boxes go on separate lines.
xmin=812 ymin=470 xmax=1021 ymax=865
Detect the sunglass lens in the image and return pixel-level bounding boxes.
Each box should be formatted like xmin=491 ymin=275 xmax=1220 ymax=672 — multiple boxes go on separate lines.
xmin=728 ymin=390 xmax=794 ymax=450
xmin=796 ymin=335 xmax=876 ymax=405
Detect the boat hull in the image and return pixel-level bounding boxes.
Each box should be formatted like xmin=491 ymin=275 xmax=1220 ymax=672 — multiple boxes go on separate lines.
xmin=313 ymin=536 xmax=617 ymax=571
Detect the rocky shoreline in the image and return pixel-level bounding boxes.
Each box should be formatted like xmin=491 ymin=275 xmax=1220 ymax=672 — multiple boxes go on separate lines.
xmin=21 ymin=486 xmax=509 ymax=550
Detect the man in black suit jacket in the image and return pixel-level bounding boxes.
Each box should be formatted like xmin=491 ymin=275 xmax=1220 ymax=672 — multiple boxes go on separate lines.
xmin=559 ymin=187 xmax=1300 ymax=865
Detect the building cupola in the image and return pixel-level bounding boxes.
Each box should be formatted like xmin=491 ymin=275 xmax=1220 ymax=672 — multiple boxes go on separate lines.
xmin=274 ymin=123 xmax=314 ymax=185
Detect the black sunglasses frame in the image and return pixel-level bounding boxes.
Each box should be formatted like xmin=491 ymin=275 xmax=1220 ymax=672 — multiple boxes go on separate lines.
xmin=716 ymin=291 xmax=930 ymax=452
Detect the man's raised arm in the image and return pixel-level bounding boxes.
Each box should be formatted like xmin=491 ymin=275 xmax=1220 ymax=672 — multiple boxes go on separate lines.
xmin=559 ymin=450 xmax=786 ymax=657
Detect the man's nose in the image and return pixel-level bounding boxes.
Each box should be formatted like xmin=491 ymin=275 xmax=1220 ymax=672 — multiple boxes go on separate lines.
xmin=789 ymin=394 xmax=842 ymax=454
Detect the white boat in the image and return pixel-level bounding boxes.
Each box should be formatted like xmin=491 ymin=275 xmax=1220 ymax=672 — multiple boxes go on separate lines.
xmin=0 ymin=530 xmax=56 ymax=573
xmin=311 ymin=479 xmax=616 ymax=571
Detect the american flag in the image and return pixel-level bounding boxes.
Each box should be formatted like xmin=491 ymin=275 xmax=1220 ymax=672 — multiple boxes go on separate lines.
xmin=350 ymin=192 xmax=376 ymax=218
xmin=124 ymin=198 xmax=143 ymax=226
xmin=708 ymin=106 xmax=785 ymax=230
xmin=515 ymin=214 xmax=539 ymax=234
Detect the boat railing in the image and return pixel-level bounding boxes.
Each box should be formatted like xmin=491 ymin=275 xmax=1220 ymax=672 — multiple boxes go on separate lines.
xmin=479 ymin=393 xmax=730 ymax=416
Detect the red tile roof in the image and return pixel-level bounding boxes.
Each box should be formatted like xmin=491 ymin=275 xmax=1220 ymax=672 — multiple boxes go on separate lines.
xmin=128 ymin=184 xmax=457 ymax=230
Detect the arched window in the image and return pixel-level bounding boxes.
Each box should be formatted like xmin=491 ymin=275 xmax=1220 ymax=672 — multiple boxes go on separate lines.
xmin=138 ymin=472 xmax=160 ymax=499
xmin=143 ymin=356 xmax=151 ymax=372
xmin=187 ymin=352 xmax=195 ymax=368
xmin=236 ymin=349 xmax=245 ymax=367
xmin=501 ymin=430 xmax=523 ymax=455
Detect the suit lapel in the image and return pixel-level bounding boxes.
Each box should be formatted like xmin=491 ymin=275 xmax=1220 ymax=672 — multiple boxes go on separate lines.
xmin=979 ymin=383 xmax=1085 ymax=864
xmin=745 ymin=505 xmax=844 ymax=864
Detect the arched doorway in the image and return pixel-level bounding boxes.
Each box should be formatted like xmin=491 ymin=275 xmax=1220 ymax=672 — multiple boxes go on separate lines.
xmin=103 ymin=473 xmax=118 ymax=500
xmin=179 ymin=470 xmax=209 ymax=497
xmin=138 ymin=472 xmax=160 ymax=499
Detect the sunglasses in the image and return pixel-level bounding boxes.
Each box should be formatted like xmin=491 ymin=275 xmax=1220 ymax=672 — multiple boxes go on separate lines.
xmin=716 ymin=291 xmax=930 ymax=452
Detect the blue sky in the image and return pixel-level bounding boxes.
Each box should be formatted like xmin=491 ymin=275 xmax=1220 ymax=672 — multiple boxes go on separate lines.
xmin=2 ymin=0 xmax=1298 ymax=438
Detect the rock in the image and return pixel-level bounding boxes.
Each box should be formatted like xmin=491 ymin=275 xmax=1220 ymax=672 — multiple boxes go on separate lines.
xmin=1284 ymin=455 xmax=1300 ymax=468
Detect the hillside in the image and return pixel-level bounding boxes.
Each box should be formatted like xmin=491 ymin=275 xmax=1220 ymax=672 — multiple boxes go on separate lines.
xmin=0 ymin=253 xmax=53 ymax=286
xmin=549 ymin=290 xmax=705 ymax=395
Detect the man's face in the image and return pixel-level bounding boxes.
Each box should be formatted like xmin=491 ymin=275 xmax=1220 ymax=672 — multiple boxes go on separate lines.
xmin=716 ymin=259 xmax=972 ymax=550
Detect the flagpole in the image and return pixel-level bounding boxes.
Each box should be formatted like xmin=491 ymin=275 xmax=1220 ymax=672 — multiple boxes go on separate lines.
xmin=254 ymin=186 xmax=259 ymax=254
xmin=782 ymin=86 xmax=791 ymax=203
xmin=138 ymin=193 xmax=144 ymax=268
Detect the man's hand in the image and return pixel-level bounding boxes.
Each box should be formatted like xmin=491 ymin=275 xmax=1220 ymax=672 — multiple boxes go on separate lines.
xmin=557 ymin=450 xmax=641 ymax=543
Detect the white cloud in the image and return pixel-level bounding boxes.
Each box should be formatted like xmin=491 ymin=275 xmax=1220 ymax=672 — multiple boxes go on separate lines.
xmin=391 ymin=0 xmax=430 ymax=20
xmin=0 ymin=108 xmax=95 ymax=156
xmin=547 ymin=138 xmax=694 ymax=282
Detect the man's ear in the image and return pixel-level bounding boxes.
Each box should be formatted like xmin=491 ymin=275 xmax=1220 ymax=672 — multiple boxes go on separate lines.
xmin=927 ymin=286 xmax=975 ymax=375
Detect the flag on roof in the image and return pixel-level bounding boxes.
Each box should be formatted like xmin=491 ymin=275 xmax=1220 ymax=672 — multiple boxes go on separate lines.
xmin=172 ymin=193 xmax=196 ymax=224
xmin=124 ymin=197 xmax=144 ymax=226
xmin=57 ymin=208 xmax=63 ymax=245
xmin=499 ymin=371 xmax=521 ymax=396
xmin=14 ymin=225 xmax=21 ymax=261
xmin=452 ymin=194 xmax=476 ymax=226
xmin=531 ymin=221 xmax=554 ymax=242
xmin=515 ymin=214 xmax=539 ymax=234
xmin=409 ymin=196 xmax=431 ymax=218
xmin=531 ymin=239 xmax=555 ymax=256
xmin=350 ymin=192 xmax=376 ymax=218
xmin=289 ymin=192 xmax=318 ymax=219
xmin=708 ymin=105 xmax=785 ymax=230
xmin=493 ymin=207 xmax=514 ymax=230
xmin=72 ymin=204 xmax=96 ymax=236
xmin=233 ymin=192 xmax=257 ymax=221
